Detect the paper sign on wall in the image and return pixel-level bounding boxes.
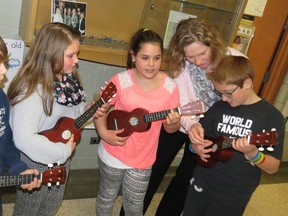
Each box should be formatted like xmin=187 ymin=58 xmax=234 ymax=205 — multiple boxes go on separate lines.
xmin=163 ymin=10 xmax=197 ymax=49
xmin=0 ymin=39 xmax=24 ymax=93
xmin=244 ymin=0 xmax=267 ymax=17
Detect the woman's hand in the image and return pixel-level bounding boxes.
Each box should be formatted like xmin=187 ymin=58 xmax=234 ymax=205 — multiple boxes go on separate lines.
xmin=190 ymin=140 xmax=213 ymax=162
xmin=188 ymin=123 xmax=205 ymax=145
xmin=188 ymin=123 xmax=213 ymax=162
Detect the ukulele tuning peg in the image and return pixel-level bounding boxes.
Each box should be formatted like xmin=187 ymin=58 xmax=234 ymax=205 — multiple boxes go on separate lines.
xmin=258 ymin=146 xmax=264 ymax=152
xmin=56 ymin=182 xmax=60 ymax=186
xmin=267 ymin=146 xmax=274 ymax=152
xmin=48 ymin=163 xmax=53 ymax=168
xmin=101 ymin=86 xmax=104 ymax=90
xmin=105 ymin=81 xmax=108 ymax=84
xmin=47 ymin=183 xmax=52 ymax=187
xmin=190 ymin=115 xmax=197 ymax=119
xmin=190 ymin=114 xmax=205 ymax=120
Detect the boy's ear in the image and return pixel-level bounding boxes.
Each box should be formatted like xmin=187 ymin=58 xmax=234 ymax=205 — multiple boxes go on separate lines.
xmin=243 ymin=78 xmax=253 ymax=88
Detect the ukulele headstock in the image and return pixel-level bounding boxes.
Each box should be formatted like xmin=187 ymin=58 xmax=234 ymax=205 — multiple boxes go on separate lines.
xmin=180 ymin=100 xmax=207 ymax=116
xmin=101 ymin=82 xmax=117 ymax=103
xmin=249 ymin=129 xmax=278 ymax=152
xmin=42 ymin=163 xmax=67 ymax=187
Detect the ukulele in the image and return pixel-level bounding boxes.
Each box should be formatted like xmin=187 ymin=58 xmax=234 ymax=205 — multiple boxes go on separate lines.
xmin=0 ymin=166 xmax=66 ymax=187
xmin=107 ymin=101 xmax=206 ymax=137
xmin=39 ymin=82 xmax=116 ymax=143
xmin=195 ymin=130 xmax=278 ymax=168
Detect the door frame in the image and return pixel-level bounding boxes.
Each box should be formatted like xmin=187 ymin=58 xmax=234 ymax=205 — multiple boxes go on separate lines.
xmin=259 ymin=18 xmax=288 ymax=103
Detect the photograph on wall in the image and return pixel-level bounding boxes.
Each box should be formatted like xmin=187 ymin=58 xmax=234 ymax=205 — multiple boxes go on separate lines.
xmin=232 ymin=24 xmax=255 ymax=55
xmin=163 ymin=10 xmax=197 ymax=49
xmin=51 ymin=0 xmax=87 ymax=35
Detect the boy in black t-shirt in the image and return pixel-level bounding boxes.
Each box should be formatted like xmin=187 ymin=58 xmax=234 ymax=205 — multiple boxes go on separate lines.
xmin=185 ymin=56 xmax=285 ymax=216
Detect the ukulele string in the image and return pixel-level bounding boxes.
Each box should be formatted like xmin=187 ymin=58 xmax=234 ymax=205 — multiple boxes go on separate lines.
xmin=43 ymin=82 xmax=116 ymax=143
xmin=74 ymin=98 xmax=104 ymax=128
xmin=49 ymin=97 xmax=105 ymax=142
xmin=1 ymin=174 xmax=34 ymax=186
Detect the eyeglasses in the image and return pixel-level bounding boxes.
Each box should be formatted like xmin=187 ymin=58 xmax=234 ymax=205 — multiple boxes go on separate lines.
xmin=213 ymin=86 xmax=239 ymax=98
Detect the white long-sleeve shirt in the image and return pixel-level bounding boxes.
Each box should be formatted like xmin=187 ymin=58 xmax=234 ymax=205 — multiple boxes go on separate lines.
xmin=10 ymin=87 xmax=85 ymax=165
xmin=174 ymin=64 xmax=199 ymax=134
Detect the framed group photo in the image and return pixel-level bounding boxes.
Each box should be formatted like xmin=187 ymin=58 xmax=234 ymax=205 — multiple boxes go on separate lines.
xmin=51 ymin=0 xmax=87 ymax=35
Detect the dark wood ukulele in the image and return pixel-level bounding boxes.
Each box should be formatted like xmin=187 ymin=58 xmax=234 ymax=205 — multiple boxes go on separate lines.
xmin=107 ymin=101 xmax=206 ymax=137
xmin=39 ymin=82 xmax=116 ymax=143
xmin=0 ymin=166 xmax=66 ymax=187
xmin=195 ymin=130 xmax=278 ymax=168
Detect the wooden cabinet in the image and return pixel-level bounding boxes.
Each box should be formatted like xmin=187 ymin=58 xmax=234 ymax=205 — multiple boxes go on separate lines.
xmin=19 ymin=0 xmax=146 ymax=66
xmin=141 ymin=0 xmax=247 ymax=46
xmin=19 ymin=0 xmax=247 ymax=68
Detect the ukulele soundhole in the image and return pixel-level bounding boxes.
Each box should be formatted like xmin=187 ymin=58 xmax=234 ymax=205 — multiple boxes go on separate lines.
xmin=129 ymin=117 xmax=139 ymax=126
xmin=61 ymin=130 xmax=72 ymax=140
xmin=211 ymin=144 xmax=218 ymax=152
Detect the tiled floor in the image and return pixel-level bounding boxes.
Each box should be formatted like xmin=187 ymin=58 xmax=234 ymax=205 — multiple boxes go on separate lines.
xmin=1 ymin=165 xmax=182 ymax=203
xmin=2 ymin=162 xmax=288 ymax=215
xmin=64 ymin=161 xmax=288 ymax=199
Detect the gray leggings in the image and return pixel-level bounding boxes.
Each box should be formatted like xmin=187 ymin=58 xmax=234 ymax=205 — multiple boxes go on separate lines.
xmin=13 ymin=159 xmax=70 ymax=216
xmin=96 ymin=157 xmax=152 ymax=216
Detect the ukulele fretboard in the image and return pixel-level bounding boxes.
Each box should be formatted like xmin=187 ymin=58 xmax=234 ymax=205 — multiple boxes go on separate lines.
xmin=0 ymin=174 xmax=39 ymax=187
xmin=143 ymin=108 xmax=179 ymax=123
xmin=74 ymin=98 xmax=105 ymax=128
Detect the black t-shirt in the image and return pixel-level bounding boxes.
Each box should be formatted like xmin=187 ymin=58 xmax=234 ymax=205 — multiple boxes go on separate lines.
xmin=194 ymin=99 xmax=285 ymax=206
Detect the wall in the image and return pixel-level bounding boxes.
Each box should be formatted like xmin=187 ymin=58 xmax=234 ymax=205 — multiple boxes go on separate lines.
xmin=246 ymin=0 xmax=288 ymax=94
xmin=274 ymin=71 xmax=288 ymax=161
xmin=0 ymin=0 xmax=124 ymax=169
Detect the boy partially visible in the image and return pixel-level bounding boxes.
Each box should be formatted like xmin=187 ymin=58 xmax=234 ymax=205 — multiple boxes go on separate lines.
xmin=0 ymin=37 xmax=41 ymax=215
xmin=185 ymin=55 xmax=285 ymax=216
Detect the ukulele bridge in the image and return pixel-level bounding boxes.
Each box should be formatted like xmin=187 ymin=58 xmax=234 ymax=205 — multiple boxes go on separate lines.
xmin=113 ymin=119 xmax=118 ymax=130
xmin=211 ymin=144 xmax=218 ymax=152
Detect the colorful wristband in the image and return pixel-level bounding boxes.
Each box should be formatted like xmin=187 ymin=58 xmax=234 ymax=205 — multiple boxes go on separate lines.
xmin=245 ymin=151 xmax=265 ymax=165
xmin=245 ymin=151 xmax=260 ymax=161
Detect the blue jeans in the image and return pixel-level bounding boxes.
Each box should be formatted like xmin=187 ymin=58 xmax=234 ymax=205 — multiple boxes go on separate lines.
xmin=96 ymin=157 xmax=152 ymax=216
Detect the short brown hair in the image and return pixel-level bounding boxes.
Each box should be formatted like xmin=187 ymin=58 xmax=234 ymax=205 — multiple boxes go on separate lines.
xmin=0 ymin=37 xmax=8 ymax=65
xmin=208 ymin=56 xmax=254 ymax=88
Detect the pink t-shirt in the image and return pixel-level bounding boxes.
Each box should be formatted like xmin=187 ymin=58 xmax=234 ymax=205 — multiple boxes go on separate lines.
xmin=102 ymin=69 xmax=179 ymax=169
